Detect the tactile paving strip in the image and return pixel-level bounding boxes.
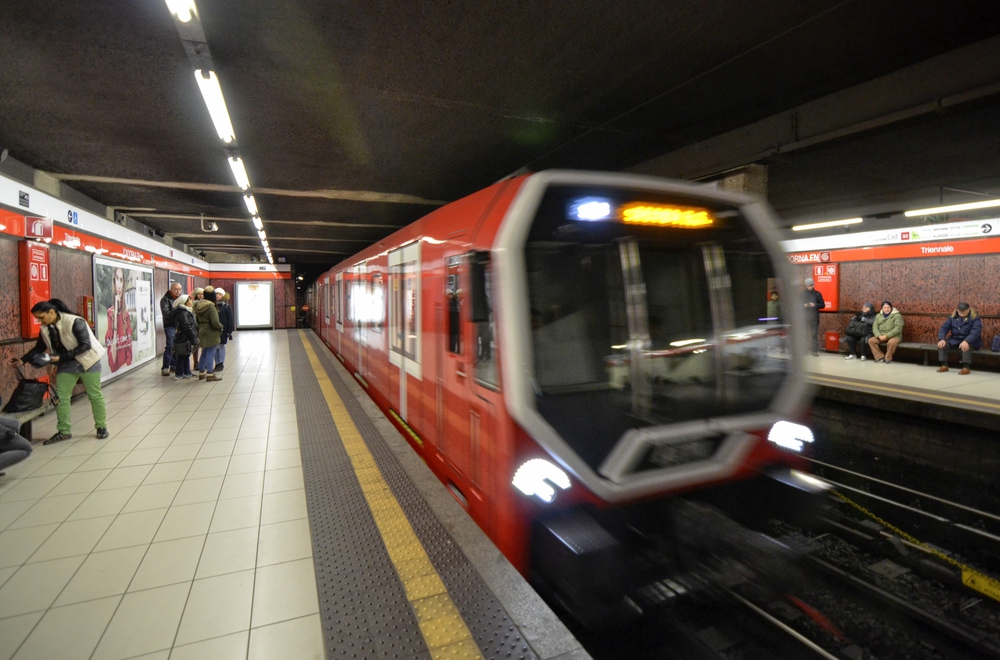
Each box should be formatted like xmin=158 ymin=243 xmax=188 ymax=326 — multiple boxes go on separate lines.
xmin=289 ymin=334 xmax=429 ymax=659
xmin=293 ymin=331 xmax=540 ymax=660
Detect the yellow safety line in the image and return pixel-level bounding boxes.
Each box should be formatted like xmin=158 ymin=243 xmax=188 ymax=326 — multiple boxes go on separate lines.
xmin=810 ymin=374 xmax=1000 ymax=412
xmin=298 ymin=331 xmax=484 ymax=660
xmin=832 ymin=489 xmax=1000 ymax=604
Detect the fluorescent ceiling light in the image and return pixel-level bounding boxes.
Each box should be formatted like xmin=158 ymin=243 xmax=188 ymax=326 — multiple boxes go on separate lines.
xmin=194 ymin=70 xmax=236 ymax=143
xmin=791 ymin=218 xmax=863 ymax=232
xmin=669 ymin=338 xmax=705 ymax=347
xmin=243 ymin=195 xmax=258 ymax=215
xmin=257 ymin=229 xmax=267 ymax=240
xmin=227 ymin=157 xmax=250 ymax=190
xmin=252 ymin=216 xmax=263 ymax=230
xmin=165 ymin=0 xmax=197 ymax=22
xmin=904 ymin=199 xmax=1000 ymax=217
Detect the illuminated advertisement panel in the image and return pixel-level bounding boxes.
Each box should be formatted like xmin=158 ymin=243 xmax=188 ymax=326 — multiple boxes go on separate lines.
xmin=94 ymin=256 xmax=155 ymax=381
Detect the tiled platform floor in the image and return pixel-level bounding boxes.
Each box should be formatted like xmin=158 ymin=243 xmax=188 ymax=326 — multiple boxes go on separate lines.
xmin=0 ymin=331 xmax=323 ymax=660
xmin=806 ymin=351 xmax=1000 ymax=415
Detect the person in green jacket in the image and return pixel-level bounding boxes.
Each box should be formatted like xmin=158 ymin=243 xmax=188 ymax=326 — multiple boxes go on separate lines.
xmin=867 ymin=301 xmax=904 ymax=363
xmin=194 ymin=292 xmax=224 ymax=381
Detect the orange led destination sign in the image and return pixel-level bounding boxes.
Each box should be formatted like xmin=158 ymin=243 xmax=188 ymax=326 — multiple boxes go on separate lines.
xmin=621 ymin=203 xmax=714 ymax=228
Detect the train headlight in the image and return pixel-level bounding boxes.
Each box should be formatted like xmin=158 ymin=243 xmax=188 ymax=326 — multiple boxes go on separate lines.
xmin=512 ymin=459 xmax=570 ymax=503
xmin=767 ymin=421 xmax=814 ymax=453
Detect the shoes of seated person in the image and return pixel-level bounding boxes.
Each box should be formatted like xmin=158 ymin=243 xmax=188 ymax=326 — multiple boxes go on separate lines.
xmin=844 ymin=354 xmax=855 ymax=360
xmin=96 ymin=428 xmax=109 ymax=440
xmin=875 ymin=358 xmax=885 ymax=363
xmin=860 ymin=356 xmax=867 ymax=361
xmin=44 ymin=432 xmax=72 ymax=445
xmin=960 ymin=367 xmax=971 ymax=375
xmin=937 ymin=365 xmax=949 ymax=372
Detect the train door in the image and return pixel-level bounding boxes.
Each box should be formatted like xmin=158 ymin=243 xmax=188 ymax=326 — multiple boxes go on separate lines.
xmin=354 ymin=264 xmax=366 ymax=380
xmin=335 ymin=272 xmax=343 ymax=354
xmin=468 ymin=251 xmax=500 ymax=525
xmin=389 ymin=243 xmax=421 ymax=422
xmin=440 ymin=253 xmax=472 ymax=480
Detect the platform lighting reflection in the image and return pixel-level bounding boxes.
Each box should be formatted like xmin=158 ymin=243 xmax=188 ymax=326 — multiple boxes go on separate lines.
xmin=165 ymin=0 xmax=197 ymax=22
xmin=194 ymin=70 xmax=236 ymax=143
xmin=252 ymin=216 xmax=263 ymax=230
xmin=243 ymin=195 xmax=258 ymax=216
xmin=512 ymin=459 xmax=571 ymax=504
xmin=570 ymin=198 xmax=613 ymax=221
xmin=621 ymin=204 xmax=713 ymax=228
xmin=767 ymin=421 xmax=814 ymax=453
xmin=791 ymin=217 xmax=863 ymax=232
xmin=227 ymin=157 xmax=250 ymax=190
xmin=669 ymin=338 xmax=705 ymax=347
xmin=904 ymin=199 xmax=1000 ymax=217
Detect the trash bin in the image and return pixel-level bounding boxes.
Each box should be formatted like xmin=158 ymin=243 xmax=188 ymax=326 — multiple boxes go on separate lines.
xmin=824 ymin=331 xmax=840 ymax=353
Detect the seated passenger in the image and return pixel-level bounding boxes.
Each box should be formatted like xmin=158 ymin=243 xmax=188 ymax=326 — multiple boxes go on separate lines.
xmin=0 ymin=416 xmax=32 ymax=478
xmin=936 ymin=302 xmax=982 ymax=375
xmin=843 ymin=303 xmax=876 ymax=360
xmin=868 ymin=301 xmax=904 ymax=364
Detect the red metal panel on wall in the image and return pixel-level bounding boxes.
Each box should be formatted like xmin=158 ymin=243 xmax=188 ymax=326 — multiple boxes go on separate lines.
xmin=19 ymin=241 xmax=50 ymax=338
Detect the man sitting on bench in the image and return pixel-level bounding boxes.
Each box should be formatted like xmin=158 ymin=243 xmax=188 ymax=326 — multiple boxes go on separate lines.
xmin=937 ymin=302 xmax=982 ymax=375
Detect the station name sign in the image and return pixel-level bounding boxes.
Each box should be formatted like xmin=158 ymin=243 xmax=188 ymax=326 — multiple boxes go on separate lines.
xmin=782 ymin=218 xmax=996 ymax=253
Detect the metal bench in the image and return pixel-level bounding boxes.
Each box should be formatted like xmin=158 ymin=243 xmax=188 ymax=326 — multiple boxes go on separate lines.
xmin=2 ymin=405 xmax=53 ymax=441
xmin=896 ymin=342 xmax=996 ymax=366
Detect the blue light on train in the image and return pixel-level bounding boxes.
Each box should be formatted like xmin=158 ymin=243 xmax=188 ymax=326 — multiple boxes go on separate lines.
xmin=569 ymin=198 xmax=613 ymax=221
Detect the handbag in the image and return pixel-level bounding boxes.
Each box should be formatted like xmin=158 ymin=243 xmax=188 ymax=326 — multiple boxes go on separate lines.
xmin=845 ymin=317 xmax=865 ymax=338
xmin=2 ymin=368 xmax=58 ymax=413
xmin=174 ymin=339 xmax=192 ymax=357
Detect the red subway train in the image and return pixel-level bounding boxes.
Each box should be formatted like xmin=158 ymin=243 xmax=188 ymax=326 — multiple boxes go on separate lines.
xmin=308 ymin=170 xmax=822 ymax=623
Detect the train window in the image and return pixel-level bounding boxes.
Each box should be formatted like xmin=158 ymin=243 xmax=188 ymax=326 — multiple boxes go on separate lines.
xmin=390 ymin=260 xmax=418 ymax=359
xmin=473 ymin=266 xmax=498 ymax=388
xmin=447 ymin=273 xmax=461 ymax=354
xmin=371 ymin=273 xmax=384 ymax=333
xmin=525 ymin=185 xmax=788 ymax=470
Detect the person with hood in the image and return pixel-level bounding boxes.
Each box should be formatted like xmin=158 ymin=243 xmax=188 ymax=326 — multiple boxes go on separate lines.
xmin=801 ymin=277 xmax=825 ymax=355
xmin=936 ymin=302 xmax=982 ymax=375
xmin=171 ymin=295 xmax=199 ymax=380
xmin=215 ymin=289 xmax=234 ymax=372
xmin=867 ymin=301 xmax=905 ymax=364
xmin=194 ymin=288 xmax=224 ymax=381
xmin=8 ymin=299 xmax=109 ymax=444
xmin=843 ymin=302 xmax=877 ymax=360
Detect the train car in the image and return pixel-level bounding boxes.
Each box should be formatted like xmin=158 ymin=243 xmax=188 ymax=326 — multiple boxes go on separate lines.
xmin=309 ymin=170 xmax=822 ymax=623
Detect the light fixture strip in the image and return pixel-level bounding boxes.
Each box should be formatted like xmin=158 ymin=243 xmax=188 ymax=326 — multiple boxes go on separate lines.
xmin=252 ymin=216 xmax=263 ymax=230
xmin=243 ymin=195 xmax=258 ymax=216
xmin=904 ymin=199 xmax=1000 ymax=217
xmin=791 ymin=217 xmax=863 ymax=232
xmin=193 ymin=70 xmax=236 ymax=144
xmin=228 ymin=157 xmax=251 ymax=190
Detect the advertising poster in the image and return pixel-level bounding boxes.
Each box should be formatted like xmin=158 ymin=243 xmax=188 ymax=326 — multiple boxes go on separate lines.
xmin=94 ymin=256 xmax=155 ymax=381
xmin=236 ymin=282 xmax=273 ymax=329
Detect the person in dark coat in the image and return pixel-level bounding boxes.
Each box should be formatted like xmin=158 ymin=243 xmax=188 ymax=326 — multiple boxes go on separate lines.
xmin=937 ymin=302 xmax=982 ymax=375
xmin=0 ymin=416 xmax=32 ymax=477
xmin=171 ymin=295 xmax=199 ymax=379
xmin=160 ymin=282 xmax=182 ymax=376
xmin=801 ymin=277 xmax=825 ymax=355
xmin=843 ymin=303 xmax=876 ymax=360
xmin=215 ymin=289 xmax=234 ymax=372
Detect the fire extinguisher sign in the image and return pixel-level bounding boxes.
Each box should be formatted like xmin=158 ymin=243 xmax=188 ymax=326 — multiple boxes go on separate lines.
xmin=19 ymin=241 xmax=52 ymax=337
xmin=812 ymin=263 xmax=840 ymax=312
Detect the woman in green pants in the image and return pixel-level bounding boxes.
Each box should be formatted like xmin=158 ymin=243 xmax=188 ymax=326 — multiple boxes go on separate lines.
xmin=8 ymin=299 xmax=109 ymax=445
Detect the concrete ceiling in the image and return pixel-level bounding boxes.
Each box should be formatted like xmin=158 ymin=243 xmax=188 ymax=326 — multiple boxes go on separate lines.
xmin=2 ymin=0 xmax=1000 ymax=275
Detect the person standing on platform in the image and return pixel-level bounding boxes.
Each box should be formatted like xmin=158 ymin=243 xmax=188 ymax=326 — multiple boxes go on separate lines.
xmin=844 ymin=302 xmax=876 ymax=360
xmin=195 ymin=289 xmax=224 ymax=381
xmin=801 ymin=278 xmax=825 ymax=355
xmin=8 ymin=299 xmax=109 ymax=444
xmin=160 ymin=282 xmax=182 ymax=376
xmin=171 ymin=295 xmax=198 ymax=380
xmin=215 ymin=289 xmax=234 ymax=372
xmin=868 ymin=301 xmax=904 ymax=364
xmin=936 ymin=302 xmax=982 ymax=375
xmin=766 ymin=291 xmax=781 ymax=323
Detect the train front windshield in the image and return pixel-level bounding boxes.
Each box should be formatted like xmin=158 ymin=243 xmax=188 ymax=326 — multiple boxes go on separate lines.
xmin=525 ymin=186 xmax=791 ymax=471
